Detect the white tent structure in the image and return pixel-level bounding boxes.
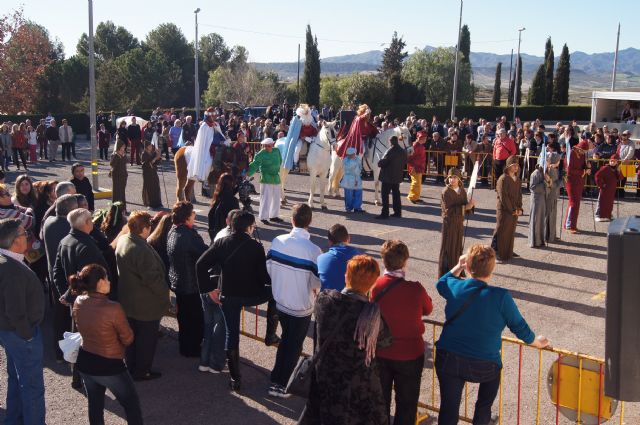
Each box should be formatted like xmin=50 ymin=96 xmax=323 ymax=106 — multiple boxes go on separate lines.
xmin=591 ymin=91 xmax=639 ymax=141
xmin=115 ymin=115 xmax=148 ymax=128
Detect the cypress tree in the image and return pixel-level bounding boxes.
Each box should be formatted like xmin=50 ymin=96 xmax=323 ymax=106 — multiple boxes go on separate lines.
xmin=508 ymin=55 xmax=522 ymax=106
xmin=458 ymin=25 xmax=473 ymax=104
xmin=379 ymin=31 xmax=407 ymax=103
xmin=552 ymin=44 xmax=570 ymax=105
xmin=544 ymin=37 xmax=554 ymax=105
xmin=528 ymin=64 xmax=546 ymax=105
xmin=301 ymin=25 xmax=321 ymax=106
xmin=491 ymin=62 xmax=502 ymax=106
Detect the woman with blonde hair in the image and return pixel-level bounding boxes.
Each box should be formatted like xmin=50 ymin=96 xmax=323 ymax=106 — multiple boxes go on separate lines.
xmin=300 ymin=254 xmax=389 ymax=425
xmin=435 ymin=244 xmax=550 ymax=425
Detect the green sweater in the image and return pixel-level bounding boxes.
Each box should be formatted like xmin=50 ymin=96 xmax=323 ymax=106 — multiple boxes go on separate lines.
xmin=248 ymin=148 xmax=281 ymax=184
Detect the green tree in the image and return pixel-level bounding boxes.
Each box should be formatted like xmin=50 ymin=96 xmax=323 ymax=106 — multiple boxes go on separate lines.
xmin=300 ymin=25 xmax=320 ymax=106
xmin=229 ymin=45 xmax=248 ymax=71
xmin=491 ymin=62 xmax=502 ymax=106
xmin=458 ymin=24 xmax=474 ymax=104
xmin=379 ymin=31 xmax=407 ymax=103
xmin=320 ymin=76 xmax=344 ymax=109
xmin=527 ymin=64 xmax=546 ymax=105
xmin=508 ymin=55 xmax=522 ymax=106
xmin=552 ymin=44 xmax=570 ymax=105
xmin=202 ymin=65 xmax=283 ymax=107
xmin=340 ymin=74 xmax=390 ymax=112
xmin=199 ymin=33 xmax=231 ymax=72
xmin=544 ymin=37 xmax=554 ymax=105
xmin=76 ymin=21 xmax=139 ymax=60
xmin=402 ymin=47 xmax=472 ymax=108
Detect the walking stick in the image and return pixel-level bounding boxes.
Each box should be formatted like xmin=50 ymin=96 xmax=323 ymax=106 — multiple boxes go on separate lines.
xmin=462 ymin=154 xmax=488 ymax=250
xmin=590 ymin=191 xmax=597 ymax=232
xmin=158 ymin=155 xmax=170 ymax=208
xmin=559 ymin=189 xmax=565 ymax=240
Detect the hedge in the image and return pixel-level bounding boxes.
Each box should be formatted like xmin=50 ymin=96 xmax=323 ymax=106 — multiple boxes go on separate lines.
xmin=389 ymin=105 xmax=591 ymax=122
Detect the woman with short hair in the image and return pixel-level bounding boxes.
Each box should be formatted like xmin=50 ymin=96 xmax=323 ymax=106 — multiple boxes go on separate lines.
xmin=71 ymin=264 xmax=142 ymax=425
xmin=300 ymin=254 xmax=389 ymax=425
xmin=435 ymin=244 xmax=550 ymax=425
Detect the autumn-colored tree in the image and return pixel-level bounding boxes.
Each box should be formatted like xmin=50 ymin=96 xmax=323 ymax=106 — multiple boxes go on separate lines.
xmin=0 ymin=8 xmax=56 ymax=113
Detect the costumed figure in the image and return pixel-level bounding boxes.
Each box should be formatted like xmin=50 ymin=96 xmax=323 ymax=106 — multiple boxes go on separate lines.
xmin=528 ymin=162 xmax=549 ymax=248
xmin=438 ymin=168 xmax=474 ymax=276
xmin=339 ymin=147 xmax=364 ymax=213
xmin=248 ymin=138 xmax=283 ymax=224
xmin=141 ymin=143 xmax=163 ymax=209
xmin=544 ymin=142 xmax=563 ymax=243
xmin=595 ymin=154 xmax=622 ymax=222
xmin=187 ymin=107 xmax=227 ymax=183
xmin=492 ymin=155 xmax=523 ymax=262
xmin=329 ymin=104 xmax=379 ymax=196
xmin=564 ymin=140 xmax=591 ymax=233
xmin=109 ymin=140 xmax=128 ymax=211
xmin=279 ymin=104 xmax=318 ymax=204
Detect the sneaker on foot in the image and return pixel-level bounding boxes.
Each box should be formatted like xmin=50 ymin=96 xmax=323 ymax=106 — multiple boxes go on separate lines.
xmin=268 ymin=383 xmax=290 ymax=398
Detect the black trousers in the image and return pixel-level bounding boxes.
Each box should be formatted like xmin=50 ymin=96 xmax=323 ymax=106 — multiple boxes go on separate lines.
xmin=493 ymin=159 xmax=506 ymax=187
xmin=61 ymin=143 xmax=72 ymax=161
xmin=378 ymin=355 xmax=424 ymax=425
xmin=126 ymin=318 xmax=160 ymax=378
xmin=435 ymin=349 xmax=501 ymax=425
xmin=381 ymin=182 xmax=401 ymax=217
xmin=12 ymin=148 xmax=28 ymax=169
xmin=270 ymin=312 xmax=311 ymax=386
xmin=99 ymin=147 xmax=109 ymax=160
xmin=176 ymin=293 xmax=204 ymax=357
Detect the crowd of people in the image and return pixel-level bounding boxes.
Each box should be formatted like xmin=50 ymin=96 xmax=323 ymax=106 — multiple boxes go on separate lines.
xmin=0 ymin=102 xmax=636 ymax=424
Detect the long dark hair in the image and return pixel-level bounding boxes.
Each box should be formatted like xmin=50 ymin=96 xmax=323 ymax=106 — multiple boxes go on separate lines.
xmin=13 ymin=174 xmax=37 ymax=208
xmin=68 ymin=264 xmax=108 ymax=295
xmin=211 ymin=173 xmax=235 ymax=206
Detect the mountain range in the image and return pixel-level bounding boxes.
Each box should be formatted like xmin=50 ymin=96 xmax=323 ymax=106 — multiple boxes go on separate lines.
xmin=253 ymin=47 xmax=640 ymax=94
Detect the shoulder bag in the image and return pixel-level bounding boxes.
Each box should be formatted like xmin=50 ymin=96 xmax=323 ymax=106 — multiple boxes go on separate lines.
xmin=443 ymin=284 xmax=486 ymax=327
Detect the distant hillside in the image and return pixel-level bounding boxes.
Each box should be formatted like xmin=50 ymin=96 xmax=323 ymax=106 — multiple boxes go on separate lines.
xmin=253 ymin=47 xmax=640 ymax=93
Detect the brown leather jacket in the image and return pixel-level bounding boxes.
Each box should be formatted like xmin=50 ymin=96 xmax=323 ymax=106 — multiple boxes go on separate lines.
xmin=73 ymin=293 xmax=134 ymax=360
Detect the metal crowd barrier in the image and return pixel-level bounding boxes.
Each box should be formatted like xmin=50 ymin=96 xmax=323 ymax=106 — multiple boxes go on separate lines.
xmin=238 ymin=307 xmax=629 ymax=425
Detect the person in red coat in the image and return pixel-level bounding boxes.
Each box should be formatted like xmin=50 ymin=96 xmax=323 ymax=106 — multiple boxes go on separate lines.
xmin=336 ymin=104 xmax=379 ymax=158
xmin=564 ymin=140 xmax=591 ymax=233
xmin=407 ymin=131 xmax=427 ymax=203
xmin=371 ymin=240 xmax=432 ymax=425
xmin=595 ymin=155 xmax=622 ymax=222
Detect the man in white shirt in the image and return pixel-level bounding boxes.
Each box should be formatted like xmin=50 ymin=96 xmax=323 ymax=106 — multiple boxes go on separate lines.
xmin=58 ymin=119 xmax=74 ymax=162
xmin=266 ymin=203 xmax=321 ymax=398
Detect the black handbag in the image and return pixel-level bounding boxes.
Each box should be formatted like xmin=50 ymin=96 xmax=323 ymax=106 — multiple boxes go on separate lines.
xmin=286 ymin=278 xmax=403 ymax=398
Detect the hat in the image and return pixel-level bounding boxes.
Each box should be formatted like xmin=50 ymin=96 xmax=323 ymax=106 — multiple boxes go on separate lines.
xmin=506 ymin=155 xmax=519 ymax=168
xmin=622 ymin=130 xmax=631 ymax=136
xmin=416 ymin=130 xmax=427 ymax=139
xmin=576 ymin=140 xmax=589 ymax=151
xmin=346 ymin=147 xmax=357 ymax=155
xmin=260 ymin=138 xmax=275 ymax=145
xmin=447 ymin=168 xmax=462 ymax=180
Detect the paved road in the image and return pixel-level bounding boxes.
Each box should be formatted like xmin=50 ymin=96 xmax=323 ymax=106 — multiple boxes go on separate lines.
xmin=0 ymin=139 xmax=636 ymax=424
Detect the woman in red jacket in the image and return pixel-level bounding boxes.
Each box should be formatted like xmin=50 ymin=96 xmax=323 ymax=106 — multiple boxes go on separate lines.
xmin=371 ymin=240 xmax=433 ymax=425
xmin=11 ymin=123 xmax=28 ymax=170
xmin=564 ymin=140 xmax=591 ymax=233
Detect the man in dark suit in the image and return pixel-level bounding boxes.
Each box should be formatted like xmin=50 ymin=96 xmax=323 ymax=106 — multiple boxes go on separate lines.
xmin=376 ymin=136 xmax=408 ymax=219
xmin=0 ymin=218 xmax=46 ymax=424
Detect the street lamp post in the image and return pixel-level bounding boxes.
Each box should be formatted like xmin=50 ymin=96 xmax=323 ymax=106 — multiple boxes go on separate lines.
xmin=194 ymin=8 xmax=201 ymax=121
xmin=450 ymin=0 xmax=463 ymax=120
xmin=88 ymin=0 xmax=98 ymax=188
xmin=512 ymin=27 xmax=525 ymax=122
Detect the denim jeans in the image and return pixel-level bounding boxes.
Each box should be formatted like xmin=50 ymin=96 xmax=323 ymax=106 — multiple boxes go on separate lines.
xmin=200 ymin=294 xmax=227 ymax=370
xmin=0 ymin=326 xmax=46 ymax=425
xmin=435 ymin=349 xmax=501 ymax=425
xmin=378 ymin=354 xmax=424 ymax=425
xmin=80 ymin=371 xmax=143 ymax=425
xmin=222 ymin=293 xmax=271 ymax=350
xmin=344 ymin=189 xmax=363 ymax=211
xmin=270 ymin=312 xmax=311 ymax=387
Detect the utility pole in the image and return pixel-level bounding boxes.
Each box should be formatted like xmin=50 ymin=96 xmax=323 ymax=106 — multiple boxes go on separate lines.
xmin=194 ymin=8 xmax=201 ymax=120
xmin=88 ymin=0 xmax=98 ymax=189
xmin=513 ymin=28 xmax=525 ymax=121
xmin=297 ymin=43 xmax=301 ymax=104
xmin=611 ymin=23 xmax=620 ymax=91
xmin=450 ymin=0 xmax=463 ymax=120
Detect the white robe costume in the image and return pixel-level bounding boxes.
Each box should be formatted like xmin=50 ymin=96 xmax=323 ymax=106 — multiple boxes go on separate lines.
xmin=187 ymin=122 xmax=225 ymax=182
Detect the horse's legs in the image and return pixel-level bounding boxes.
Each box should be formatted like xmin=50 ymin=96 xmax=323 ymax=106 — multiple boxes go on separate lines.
xmin=318 ymin=170 xmax=328 ymax=209
xmin=308 ymin=171 xmax=316 ymax=209
xmin=184 ymin=180 xmax=196 ymax=203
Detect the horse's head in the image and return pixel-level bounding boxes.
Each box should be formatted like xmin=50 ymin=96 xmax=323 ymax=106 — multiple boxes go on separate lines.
xmin=395 ymin=124 xmax=414 ymax=155
xmin=319 ymin=120 xmax=338 ymax=147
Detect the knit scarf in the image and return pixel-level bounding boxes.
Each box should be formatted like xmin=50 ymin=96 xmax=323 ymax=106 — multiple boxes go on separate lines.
xmin=342 ymin=288 xmax=382 ymax=367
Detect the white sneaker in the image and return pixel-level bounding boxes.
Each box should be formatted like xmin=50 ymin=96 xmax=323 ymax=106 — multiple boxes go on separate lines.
xmin=595 ymin=217 xmax=603 ymax=222
xmin=198 ymin=365 xmax=223 ymax=374
xmin=268 ymin=383 xmax=290 ymax=398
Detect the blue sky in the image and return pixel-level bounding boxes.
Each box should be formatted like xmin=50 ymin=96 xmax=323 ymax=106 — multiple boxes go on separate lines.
xmin=6 ymin=0 xmax=636 ymax=62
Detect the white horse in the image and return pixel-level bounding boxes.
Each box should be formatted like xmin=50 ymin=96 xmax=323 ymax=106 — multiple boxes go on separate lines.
xmin=306 ymin=121 xmax=337 ymax=209
xmin=328 ymin=125 xmax=413 ymax=205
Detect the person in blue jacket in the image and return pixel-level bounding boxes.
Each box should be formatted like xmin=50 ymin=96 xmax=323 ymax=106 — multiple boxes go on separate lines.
xmin=316 ymin=224 xmax=359 ymax=292
xmin=340 ymin=147 xmax=364 ymax=213
xmin=434 ymin=244 xmax=550 ymax=425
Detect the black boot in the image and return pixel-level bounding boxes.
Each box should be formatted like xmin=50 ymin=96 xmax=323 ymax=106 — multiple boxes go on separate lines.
xmin=264 ymin=299 xmax=280 ymax=347
xmin=226 ymin=349 xmax=241 ymax=391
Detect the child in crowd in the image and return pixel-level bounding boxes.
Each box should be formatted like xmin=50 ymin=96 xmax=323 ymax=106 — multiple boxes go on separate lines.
xmin=340 ymin=147 xmax=364 ymax=213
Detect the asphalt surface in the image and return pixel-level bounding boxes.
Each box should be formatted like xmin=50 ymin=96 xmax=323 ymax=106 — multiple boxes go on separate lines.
xmin=0 ymin=138 xmax=637 ymax=424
